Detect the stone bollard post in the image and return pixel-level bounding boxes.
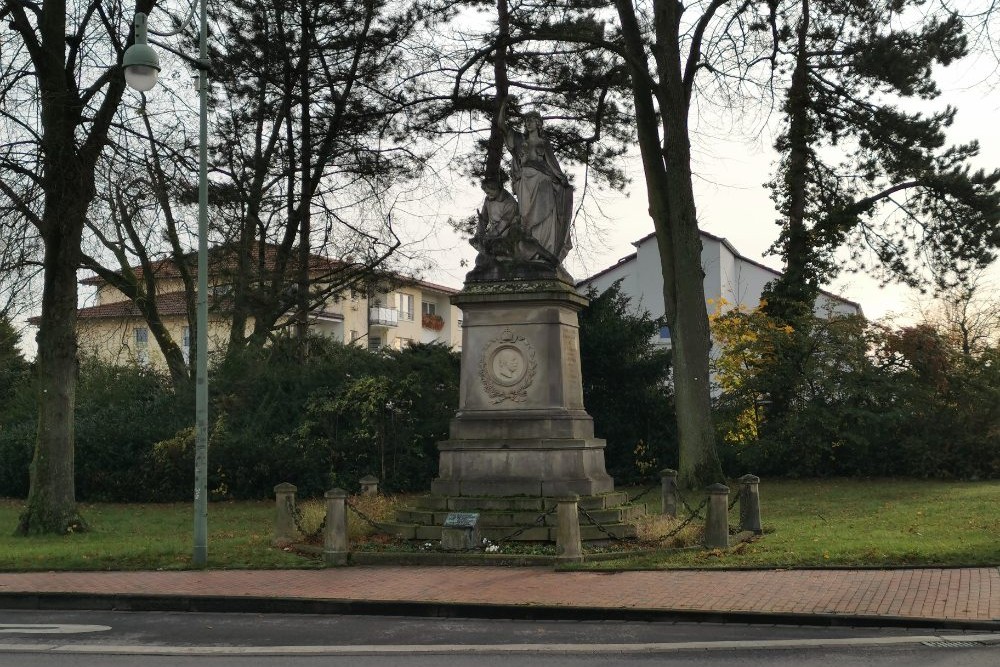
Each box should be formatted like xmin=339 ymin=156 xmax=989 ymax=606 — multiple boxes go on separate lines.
xmin=660 ymin=468 xmax=678 ymax=518
xmin=359 ymin=475 xmax=379 ymax=495
xmin=556 ymin=495 xmax=583 ymax=561
xmin=273 ymin=482 xmax=297 ymax=545
xmin=704 ymin=483 xmax=730 ymax=549
xmin=323 ymin=488 xmax=349 ymax=566
xmin=738 ymin=474 xmax=762 ymax=534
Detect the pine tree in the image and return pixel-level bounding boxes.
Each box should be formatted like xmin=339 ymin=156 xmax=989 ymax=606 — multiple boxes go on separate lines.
xmin=764 ymin=0 xmax=1000 ymax=323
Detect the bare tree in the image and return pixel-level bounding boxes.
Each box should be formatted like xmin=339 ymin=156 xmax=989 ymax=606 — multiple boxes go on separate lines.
xmin=917 ymin=271 xmax=1000 ymax=357
xmin=1 ymin=0 xmax=157 ymax=534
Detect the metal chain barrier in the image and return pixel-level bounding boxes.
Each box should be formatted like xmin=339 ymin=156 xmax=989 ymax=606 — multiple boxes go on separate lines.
xmin=678 ymin=492 xmax=706 ymax=520
xmin=287 ymin=496 xmax=325 ymax=541
xmin=660 ymin=496 xmax=709 ymax=541
xmin=579 ymin=494 xmax=709 ymax=544
xmin=494 ymin=504 xmax=558 ymax=545
xmin=577 ymin=505 xmax=625 ymax=541
xmin=626 ymin=481 xmax=660 ymax=504
xmin=346 ymin=499 xmax=392 ymax=536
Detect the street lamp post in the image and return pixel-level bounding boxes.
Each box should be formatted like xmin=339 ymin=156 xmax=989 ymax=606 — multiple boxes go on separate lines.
xmin=124 ymin=4 xmax=210 ymax=567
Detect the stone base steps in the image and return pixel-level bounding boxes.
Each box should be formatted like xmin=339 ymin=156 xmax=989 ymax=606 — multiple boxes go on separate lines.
xmin=394 ymin=504 xmax=646 ymax=528
xmin=381 ymin=492 xmax=643 ymax=543
xmin=412 ymin=492 xmax=631 ymax=512
xmin=378 ymin=522 xmax=637 ymax=542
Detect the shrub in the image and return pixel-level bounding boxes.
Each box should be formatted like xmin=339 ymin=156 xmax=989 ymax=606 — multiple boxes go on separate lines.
xmin=710 ymin=304 xmax=1000 ymax=480
xmin=579 ymin=281 xmax=677 ymax=481
xmin=73 ymin=361 xmax=190 ymax=501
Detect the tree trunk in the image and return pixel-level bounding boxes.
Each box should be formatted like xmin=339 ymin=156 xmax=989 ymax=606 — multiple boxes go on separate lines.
xmin=659 ymin=94 xmax=723 ymax=491
xmin=485 ymin=0 xmax=511 ymax=180
xmin=296 ymin=0 xmax=312 ymax=346
xmin=615 ymin=0 xmax=723 ymax=491
xmin=11 ymin=0 xmax=149 ymax=534
xmin=18 ymin=204 xmax=88 ymax=534
xmin=765 ymin=0 xmax=818 ymax=324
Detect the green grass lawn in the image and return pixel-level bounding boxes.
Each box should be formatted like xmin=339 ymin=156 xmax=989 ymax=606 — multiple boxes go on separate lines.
xmin=0 ymin=500 xmax=317 ymax=571
xmin=1 ymin=479 xmax=997 ymax=571
xmin=603 ymin=478 xmax=1000 ymax=569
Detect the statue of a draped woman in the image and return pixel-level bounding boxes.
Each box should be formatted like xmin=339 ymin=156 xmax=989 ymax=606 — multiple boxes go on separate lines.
xmin=499 ymin=101 xmax=574 ymax=264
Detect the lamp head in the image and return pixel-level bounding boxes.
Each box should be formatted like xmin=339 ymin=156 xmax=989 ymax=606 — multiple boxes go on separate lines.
xmin=123 ymin=12 xmax=160 ymax=92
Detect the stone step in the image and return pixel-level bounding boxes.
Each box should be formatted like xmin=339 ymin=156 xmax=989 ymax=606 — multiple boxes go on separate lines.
xmin=377 ymin=522 xmax=638 ymax=543
xmin=394 ymin=504 xmax=646 ymax=528
xmin=411 ymin=491 xmax=631 ymax=513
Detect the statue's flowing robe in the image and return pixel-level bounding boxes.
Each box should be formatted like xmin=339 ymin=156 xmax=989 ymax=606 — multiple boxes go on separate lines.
xmin=509 ymin=131 xmax=573 ymax=261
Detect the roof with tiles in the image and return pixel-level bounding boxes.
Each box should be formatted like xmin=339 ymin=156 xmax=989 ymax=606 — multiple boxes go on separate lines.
xmin=79 ymin=241 xmax=459 ymax=296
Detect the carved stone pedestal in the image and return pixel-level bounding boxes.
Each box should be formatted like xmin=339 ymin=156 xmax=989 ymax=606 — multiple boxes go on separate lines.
xmin=430 ymin=279 xmax=614 ymax=497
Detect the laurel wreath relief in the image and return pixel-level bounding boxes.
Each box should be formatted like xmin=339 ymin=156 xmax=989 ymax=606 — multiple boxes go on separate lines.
xmin=479 ymin=328 xmax=537 ymax=404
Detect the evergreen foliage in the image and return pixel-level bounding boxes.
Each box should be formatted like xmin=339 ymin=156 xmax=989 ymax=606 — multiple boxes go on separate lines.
xmin=711 ymin=304 xmax=999 ymax=479
xmin=0 ymin=318 xmax=34 ymax=499
xmin=0 ymin=317 xmax=28 ymax=406
xmin=578 ymin=281 xmax=676 ymax=481
xmin=765 ymin=0 xmax=1000 ymax=322
xmin=0 ymin=338 xmax=459 ymax=502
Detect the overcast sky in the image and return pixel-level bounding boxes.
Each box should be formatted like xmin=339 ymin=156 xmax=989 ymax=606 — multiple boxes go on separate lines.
xmin=410 ymin=51 xmax=1000 ymax=324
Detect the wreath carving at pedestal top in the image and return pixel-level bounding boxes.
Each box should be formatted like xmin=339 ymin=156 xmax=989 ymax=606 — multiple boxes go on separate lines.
xmin=479 ymin=328 xmax=537 ymax=403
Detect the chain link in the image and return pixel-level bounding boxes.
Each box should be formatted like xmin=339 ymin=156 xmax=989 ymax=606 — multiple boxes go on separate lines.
xmin=660 ymin=497 xmax=709 ymax=541
xmin=346 ymin=499 xmax=391 ymax=535
xmin=577 ymin=505 xmax=626 ymax=541
xmin=729 ymin=492 xmax=740 ymax=510
xmin=678 ymin=492 xmax=706 ymax=520
xmin=627 ymin=481 xmax=660 ymax=504
xmin=287 ymin=496 xmax=325 ymax=541
xmin=494 ymin=504 xmax=558 ymax=545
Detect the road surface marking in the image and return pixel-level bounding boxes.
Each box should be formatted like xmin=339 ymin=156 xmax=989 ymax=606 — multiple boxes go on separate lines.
xmin=0 ymin=624 xmax=111 ymax=635
xmin=0 ymin=633 xmax=997 ymax=655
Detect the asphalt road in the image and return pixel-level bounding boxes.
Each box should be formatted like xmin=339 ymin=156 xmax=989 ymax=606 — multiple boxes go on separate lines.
xmin=1 ymin=609 xmax=997 ymax=666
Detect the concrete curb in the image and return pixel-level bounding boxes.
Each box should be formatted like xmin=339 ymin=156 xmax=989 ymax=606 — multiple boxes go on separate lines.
xmin=2 ymin=592 xmax=999 ymax=631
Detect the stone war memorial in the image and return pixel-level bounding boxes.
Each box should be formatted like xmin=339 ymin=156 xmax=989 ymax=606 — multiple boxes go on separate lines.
xmin=388 ymin=107 xmax=642 ymax=544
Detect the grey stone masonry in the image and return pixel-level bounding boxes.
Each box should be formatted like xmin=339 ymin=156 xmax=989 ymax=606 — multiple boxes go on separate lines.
xmin=359 ymin=475 xmax=379 ymax=495
xmin=431 ymin=279 xmax=614 ymax=498
xmin=704 ymin=483 xmax=730 ymax=549
xmin=738 ymin=474 xmax=762 ymax=534
xmin=323 ymin=488 xmax=348 ymax=566
xmin=384 ymin=492 xmax=640 ymax=543
xmin=273 ymin=482 xmax=297 ymax=546
xmin=660 ymin=468 xmax=678 ymax=518
xmin=556 ymin=496 xmax=583 ymax=561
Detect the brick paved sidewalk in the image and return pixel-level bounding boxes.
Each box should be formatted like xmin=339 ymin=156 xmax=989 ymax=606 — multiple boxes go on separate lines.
xmin=0 ymin=567 xmax=997 ymax=625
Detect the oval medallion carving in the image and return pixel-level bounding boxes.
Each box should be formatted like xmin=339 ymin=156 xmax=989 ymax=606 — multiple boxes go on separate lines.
xmin=479 ymin=329 xmax=537 ymax=403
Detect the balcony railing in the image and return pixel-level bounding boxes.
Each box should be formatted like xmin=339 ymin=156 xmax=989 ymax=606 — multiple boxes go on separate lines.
xmin=369 ymin=306 xmax=398 ymax=327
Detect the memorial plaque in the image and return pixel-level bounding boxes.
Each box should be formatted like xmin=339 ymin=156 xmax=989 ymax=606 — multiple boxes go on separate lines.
xmin=443 ymin=512 xmax=480 ymax=528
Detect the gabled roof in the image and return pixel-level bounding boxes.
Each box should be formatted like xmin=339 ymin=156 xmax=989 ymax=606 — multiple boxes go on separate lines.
xmin=74 ymin=291 xmax=195 ymax=320
xmin=578 ymin=229 xmax=862 ymax=312
xmin=80 ymin=242 xmax=346 ymax=286
xmin=27 ymin=290 xmax=205 ymax=325
xmin=80 ymin=241 xmax=460 ymax=295
xmin=576 ymin=251 xmax=637 ymax=287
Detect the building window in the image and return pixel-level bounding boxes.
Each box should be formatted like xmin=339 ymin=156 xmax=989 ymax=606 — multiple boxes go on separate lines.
xmin=134 ymin=327 xmax=149 ymax=365
xmin=395 ymin=337 xmax=413 ymax=350
xmin=368 ymin=335 xmax=381 ymax=352
xmin=659 ymin=326 xmax=671 ymax=340
xmin=422 ymin=301 xmax=437 ymax=316
xmin=398 ymin=293 xmax=414 ymax=320
xmin=182 ymin=326 xmax=191 ymax=363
